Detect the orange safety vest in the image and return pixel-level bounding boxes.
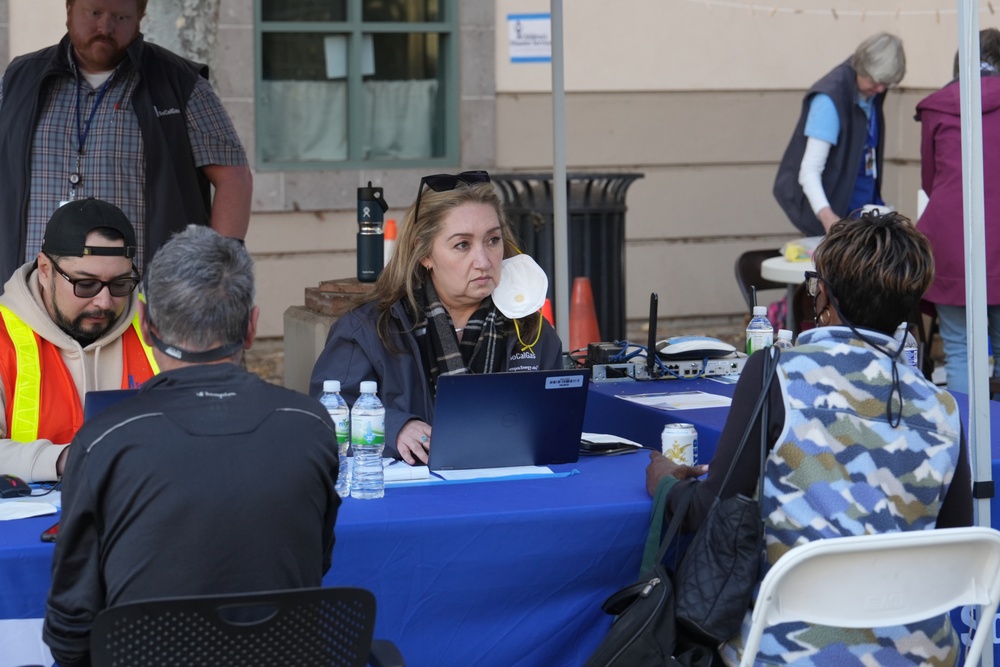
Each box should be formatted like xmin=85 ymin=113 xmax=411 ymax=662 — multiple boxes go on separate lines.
xmin=0 ymin=305 xmax=157 ymax=443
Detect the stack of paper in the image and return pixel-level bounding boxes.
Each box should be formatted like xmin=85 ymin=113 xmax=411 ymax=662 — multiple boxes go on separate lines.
xmin=383 ymin=460 xmax=431 ymax=483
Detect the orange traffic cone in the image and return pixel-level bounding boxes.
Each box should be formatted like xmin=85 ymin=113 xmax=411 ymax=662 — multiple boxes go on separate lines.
xmin=569 ymin=277 xmax=601 ymax=353
xmin=540 ymin=298 xmax=554 ymax=326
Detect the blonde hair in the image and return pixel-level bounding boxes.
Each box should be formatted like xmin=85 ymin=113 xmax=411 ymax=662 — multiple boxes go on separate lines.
xmin=367 ymin=180 xmax=540 ymax=350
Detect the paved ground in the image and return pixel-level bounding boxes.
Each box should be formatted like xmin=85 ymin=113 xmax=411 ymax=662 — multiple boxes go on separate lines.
xmin=245 ymin=338 xmax=286 ymax=386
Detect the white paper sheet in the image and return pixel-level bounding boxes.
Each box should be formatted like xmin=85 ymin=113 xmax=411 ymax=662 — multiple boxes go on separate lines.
xmin=0 ymin=500 xmax=57 ymax=521
xmin=581 ymin=432 xmax=643 ymax=448
xmin=382 ymin=460 xmax=433 ymax=483
xmin=616 ymin=391 xmax=732 ymax=411
xmin=434 ymin=466 xmax=553 ymax=481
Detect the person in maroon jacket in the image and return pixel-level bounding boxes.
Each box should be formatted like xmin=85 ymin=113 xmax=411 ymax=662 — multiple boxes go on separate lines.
xmin=916 ymin=27 xmax=1000 ymax=394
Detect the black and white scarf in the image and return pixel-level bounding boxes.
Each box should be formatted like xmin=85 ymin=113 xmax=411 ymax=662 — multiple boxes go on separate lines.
xmin=410 ymin=279 xmax=506 ymax=395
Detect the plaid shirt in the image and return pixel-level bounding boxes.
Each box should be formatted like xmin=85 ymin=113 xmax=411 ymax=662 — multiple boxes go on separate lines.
xmin=0 ymin=47 xmax=247 ymax=271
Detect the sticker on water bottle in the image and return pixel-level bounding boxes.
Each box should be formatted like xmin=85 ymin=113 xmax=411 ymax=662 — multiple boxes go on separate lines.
xmin=351 ymin=416 xmax=385 ymax=447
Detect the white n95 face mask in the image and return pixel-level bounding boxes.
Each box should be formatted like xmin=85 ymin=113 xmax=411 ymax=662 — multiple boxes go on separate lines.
xmin=492 ymin=254 xmax=548 ymax=319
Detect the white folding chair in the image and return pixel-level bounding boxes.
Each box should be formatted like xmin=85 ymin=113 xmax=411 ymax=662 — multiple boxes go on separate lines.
xmin=739 ymin=527 xmax=1000 ymax=667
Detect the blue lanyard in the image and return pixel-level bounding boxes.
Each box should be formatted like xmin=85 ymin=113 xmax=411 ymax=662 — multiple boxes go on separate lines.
xmin=866 ymin=103 xmax=878 ymax=149
xmin=75 ymin=73 xmax=112 ymax=155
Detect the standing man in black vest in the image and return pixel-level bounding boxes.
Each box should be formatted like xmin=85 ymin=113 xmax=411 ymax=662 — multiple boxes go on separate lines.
xmin=0 ymin=0 xmax=253 ymax=289
xmin=773 ymin=33 xmax=905 ymax=236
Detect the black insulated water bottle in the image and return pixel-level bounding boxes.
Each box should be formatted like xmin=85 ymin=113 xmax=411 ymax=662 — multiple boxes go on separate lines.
xmin=357 ymin=182 xmax=388 ymax=282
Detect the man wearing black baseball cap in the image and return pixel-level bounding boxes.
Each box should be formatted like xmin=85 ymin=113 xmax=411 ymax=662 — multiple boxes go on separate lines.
xmin=0 ymin=199 xmax=157 ymax=482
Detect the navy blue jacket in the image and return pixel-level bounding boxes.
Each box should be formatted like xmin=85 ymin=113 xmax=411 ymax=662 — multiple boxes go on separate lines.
xmin=44 ymin=363 xmax=340 ymax=667
xmin=310 ymin=301 xmax=564 ymax=458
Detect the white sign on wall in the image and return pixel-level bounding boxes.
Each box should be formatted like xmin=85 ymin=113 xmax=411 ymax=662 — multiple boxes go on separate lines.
xmin=508 ymin=13 xmax=552 ymax=63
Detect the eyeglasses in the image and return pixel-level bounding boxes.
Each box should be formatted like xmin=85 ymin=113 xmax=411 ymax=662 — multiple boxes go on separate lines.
xmin=44 ymin=253 xmax=140 ymax=298
xmin=412 ymin=170 xmax=491 ymax=226
xmin=804 ymin=270 xmax=822 ymax=298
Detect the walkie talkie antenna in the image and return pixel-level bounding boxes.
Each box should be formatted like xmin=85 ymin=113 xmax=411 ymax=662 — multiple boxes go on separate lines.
xmin=751 ymin=285 xmax=758 ymax=308
xmin=646 ymin=293 xmax=658 ymax=379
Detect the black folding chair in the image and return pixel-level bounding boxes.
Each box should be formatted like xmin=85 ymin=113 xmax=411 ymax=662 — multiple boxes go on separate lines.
xmin=90 ymin=587 xmax=404 ymax=667
xmin=734 ymin=248 xmax=785 ymax=311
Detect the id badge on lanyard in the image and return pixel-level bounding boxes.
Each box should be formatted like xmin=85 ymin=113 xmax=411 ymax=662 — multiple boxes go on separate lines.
xmin=62 ymin=74 xmax=112 ymax=210
xmin=865 ymin=147 xmax=877 ymax=179
xmin=864 ymin=108 xmax=878 ymax=179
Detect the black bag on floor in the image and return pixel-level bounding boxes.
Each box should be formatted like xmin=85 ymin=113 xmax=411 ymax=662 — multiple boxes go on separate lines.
xmin=583 ymin=562 xmax=681 ymax=667
xmin=584 ymin=348 xmax=780 ymax=666
xmin=583 ymin=488 xmax=713 ymax=667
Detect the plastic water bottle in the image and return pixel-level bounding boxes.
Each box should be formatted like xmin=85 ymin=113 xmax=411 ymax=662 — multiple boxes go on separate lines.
xmin=320 ymin=380 xmax=351 ymax=499
xmin=774 ymin=329 xmax=794 ymax=350
xmin=350 ymin=381 xmax=385 ymax=499
xmin=746 ymin=306 xmax=774 ymax=355
xmin=894 ymin=323 xmax=919 ymax=368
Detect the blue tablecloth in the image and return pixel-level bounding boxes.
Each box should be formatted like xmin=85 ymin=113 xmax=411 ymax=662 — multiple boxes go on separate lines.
xmin=0 ymin=453 xmax=654 ymax=667
xmin=4 ymin=377 xmax=1000 ymax=666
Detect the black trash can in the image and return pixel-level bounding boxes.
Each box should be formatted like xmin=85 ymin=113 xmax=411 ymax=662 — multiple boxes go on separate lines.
xmin=493 ymin=172 xmax=643 ymax=343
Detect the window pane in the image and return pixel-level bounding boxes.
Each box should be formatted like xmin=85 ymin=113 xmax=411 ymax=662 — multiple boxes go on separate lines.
xmin=363 ymin=0 xmax=441 ymax=22
xmin=360 ymin=33 xmax=444 ymax=160
xmin=262 ymin=33 xmax=331 ymax=80
xmin=262 ymin=0 xmax=346 ymax=22
xmin=259 ymin=33 xmax=348 ymax=162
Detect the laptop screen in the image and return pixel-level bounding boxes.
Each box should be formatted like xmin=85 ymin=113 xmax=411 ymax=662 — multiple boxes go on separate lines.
xmin=428 ymin=369 xmax=590 ymax=471
xmin=83 ymin=389 xmax=140 ymax=422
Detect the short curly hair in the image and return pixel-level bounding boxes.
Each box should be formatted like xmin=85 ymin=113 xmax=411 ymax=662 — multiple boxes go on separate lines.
xmin=812 ymin=211 xmax=933 ymax=335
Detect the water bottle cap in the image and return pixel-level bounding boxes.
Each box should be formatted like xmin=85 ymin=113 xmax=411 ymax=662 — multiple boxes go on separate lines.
xmin=777 ymin=329 xmax=792 ymax=340
xmin=752 ymin=306 xmax=767 ymax=316
xmin=360 ymin=380 xmax=378 ymax=394
xmin=323 ymin=380 xmax=341 ymax=393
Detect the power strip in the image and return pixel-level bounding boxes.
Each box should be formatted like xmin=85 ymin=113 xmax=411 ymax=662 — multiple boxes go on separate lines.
xmin=591 ymin=354 xmax=747 ymax=383
xmin=659 ymin=355 xmax=747 ymax=379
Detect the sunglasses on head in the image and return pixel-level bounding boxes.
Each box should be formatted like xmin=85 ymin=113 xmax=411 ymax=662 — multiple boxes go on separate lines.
xmin=44 ymin=252 xmax=140 ymax=298
xmin=412 ymin=170 xmax=491 ymax=225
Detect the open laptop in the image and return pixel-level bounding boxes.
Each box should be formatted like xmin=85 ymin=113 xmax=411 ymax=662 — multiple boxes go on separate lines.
xmin=428 ymin=369 xmax=590 ymax=471
xmin=83 ymin=388 xmax=140 ymax=421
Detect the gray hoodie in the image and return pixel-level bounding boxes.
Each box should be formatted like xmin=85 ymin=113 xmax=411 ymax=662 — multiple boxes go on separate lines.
xmin=0 ymin=261 xmax=140 ymax=481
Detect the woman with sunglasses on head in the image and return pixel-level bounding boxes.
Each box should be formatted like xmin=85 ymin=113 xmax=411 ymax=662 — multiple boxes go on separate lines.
xmin=645 ymin=211 xmax=972 ymax=666
xmin=309 ymin=171 xmax=562 ymax=465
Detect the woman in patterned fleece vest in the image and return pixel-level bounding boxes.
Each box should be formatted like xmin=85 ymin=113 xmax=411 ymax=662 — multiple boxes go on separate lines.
xmin=647 ymin=211 xmax=972 ymax=666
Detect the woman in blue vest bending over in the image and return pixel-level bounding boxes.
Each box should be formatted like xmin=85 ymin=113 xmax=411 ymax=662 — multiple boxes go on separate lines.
xmin=774 ymin=33 xmax=906 ymax=236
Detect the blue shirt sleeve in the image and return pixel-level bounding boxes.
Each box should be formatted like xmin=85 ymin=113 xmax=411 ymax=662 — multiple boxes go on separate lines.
xmin=804 ymin=93 xmax=840 ymax=146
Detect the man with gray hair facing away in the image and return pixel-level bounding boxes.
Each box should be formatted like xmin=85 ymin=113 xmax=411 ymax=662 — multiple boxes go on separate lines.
xmin=774 ymin=32 xmax=906 ymax=235
xmin=44 ymin=225 xmax=341 ymax=667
